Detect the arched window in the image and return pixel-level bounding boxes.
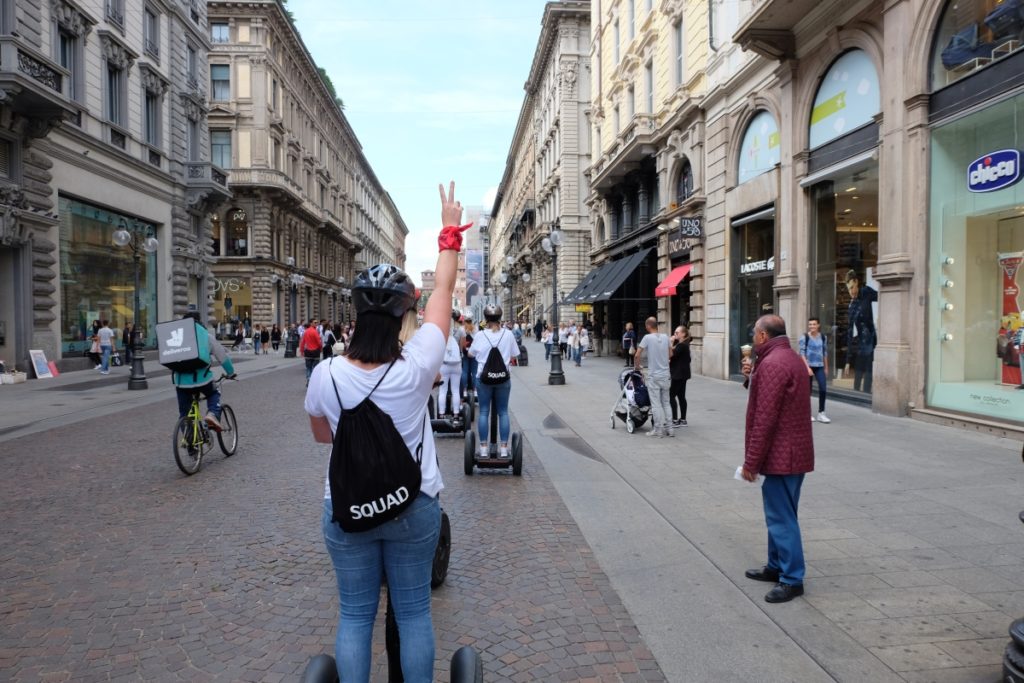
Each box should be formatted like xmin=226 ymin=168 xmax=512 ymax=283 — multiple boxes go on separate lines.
xmin=809 ymin=50 xmax=880 ymax=149
xmin=676 ymin=160 xmax=694 ymax=203
xmin=737 ymin=111 xmax=780 ymax=184
xmin=930 ymin=0 xmax=1024 ymax=89
xmin=226 ymin=207 xmax=248 ymax=257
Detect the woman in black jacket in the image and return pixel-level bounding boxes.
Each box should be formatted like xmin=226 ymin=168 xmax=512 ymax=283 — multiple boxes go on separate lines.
xmin=669 ymin=325 xmax=692 ymax=427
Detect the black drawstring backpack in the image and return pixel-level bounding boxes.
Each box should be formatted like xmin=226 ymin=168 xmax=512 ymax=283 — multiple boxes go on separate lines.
xmin=327 ymin=358 xmax=425 ymax=532
xmin=479 ymin=330 xmax=510 ymax=385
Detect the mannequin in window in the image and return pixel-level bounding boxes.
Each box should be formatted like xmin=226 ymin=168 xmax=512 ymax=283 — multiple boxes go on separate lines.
xmin=843 ymin=269 xmax=877 ymax=393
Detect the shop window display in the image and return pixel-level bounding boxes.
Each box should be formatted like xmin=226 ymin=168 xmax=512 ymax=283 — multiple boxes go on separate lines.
xmin=226 ymin=207 xmax=249 ymax=257
xmin=730 ymin=217 xmax=775 ymax=376
xmin=928 ymin=92 xmax=1024 ymax=422
xmin=931 ymin=0 xmax=1024 ymax=89
xmin=211 ymin=275 xmax=252 ymax=338
xmin=809 ymin=162 xmax=879 ymax=395
xmin=58 ymin=197 xmax=157 ymax=355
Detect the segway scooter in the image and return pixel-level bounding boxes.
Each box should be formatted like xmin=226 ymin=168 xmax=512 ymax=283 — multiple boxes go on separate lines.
xmin=429 ymin=380 xmax=473 ymax=435
xmin=463 ymin=401 xmax=522 ymax=476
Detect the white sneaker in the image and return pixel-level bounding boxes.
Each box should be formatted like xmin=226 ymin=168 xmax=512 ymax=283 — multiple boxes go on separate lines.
xmin=817 ymin=412 xmax=831 ymax=424
xmin=811 ymin=416 xmax=816 ymax=423
xmin=479 ymin=445 xmax=488 ymax=458
xmin=500 ymin=446 xmax=509 ymax=459
xmin=646 ymin=428 xmax=662 ymax=438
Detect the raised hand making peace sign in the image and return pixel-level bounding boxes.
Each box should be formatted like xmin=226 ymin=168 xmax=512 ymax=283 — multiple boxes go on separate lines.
xmin=437 ymin=180 xmax=473 ymax=252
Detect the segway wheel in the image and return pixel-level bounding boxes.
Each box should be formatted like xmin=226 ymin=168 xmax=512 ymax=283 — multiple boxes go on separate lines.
xmin=460 ymin=404 xmax=471 ymax=434
xmin=450 ymin=646 xmax=483 ymax=683
xmin=511 ymin=432 xmax=523 ymax=476
xmin=1012 ymin=618 xmax=1024 ymax=650
xmin=428 ymin=395 xmax=436 ymax=420
xmin=626 ymin=418 xmax=635 ymax=434
xmin=463 ymin=432 xmax=476 ymax=475
xmin=431 ymin=510 xmax=451 ymax=588
xmin=610 ymin=415 xmax=616 ymax=429
xmin=300 ymin=654 xmax=339 ymax=683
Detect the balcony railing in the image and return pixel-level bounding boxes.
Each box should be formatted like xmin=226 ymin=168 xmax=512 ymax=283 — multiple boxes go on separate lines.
xmin=186 ymin=161 xmax=231 ymax=200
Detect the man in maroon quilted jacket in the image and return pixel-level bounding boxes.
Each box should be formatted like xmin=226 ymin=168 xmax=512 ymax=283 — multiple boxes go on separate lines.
xmin=740 ymin=314 xmax=814 ymax=603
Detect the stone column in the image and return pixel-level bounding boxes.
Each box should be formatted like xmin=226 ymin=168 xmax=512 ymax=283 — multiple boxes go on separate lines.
xmin=774 ymin=60 xmax=802 ymax=333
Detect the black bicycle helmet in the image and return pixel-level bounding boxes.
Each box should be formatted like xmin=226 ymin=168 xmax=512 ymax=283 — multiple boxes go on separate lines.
xmin=352 ymin=264 xmax=416 ymax=317
xmin=483 ymin=305 xmax=502 ymax=323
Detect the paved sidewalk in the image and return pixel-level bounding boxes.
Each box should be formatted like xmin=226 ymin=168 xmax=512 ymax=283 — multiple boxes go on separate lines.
xmin=0 ymin=349 xmax=299 ymax=443
xmin=509 ymin=341 xmax=1024 ymax=682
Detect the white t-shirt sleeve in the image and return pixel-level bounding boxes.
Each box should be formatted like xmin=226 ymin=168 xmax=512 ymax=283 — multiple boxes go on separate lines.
xmin=503 ymin=333 xmax=520 ymax=364
xmin=468 ymin=333 xmax=484 ymax=358
xmin=304 ymin=358 xmax=333 ymax=419
xmin=401 ymin=322 xmax=446 ymax=394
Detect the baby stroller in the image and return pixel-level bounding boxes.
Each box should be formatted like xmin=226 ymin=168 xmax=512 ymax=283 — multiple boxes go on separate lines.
xmin=610 ymin=368 xmax=651 ymax=434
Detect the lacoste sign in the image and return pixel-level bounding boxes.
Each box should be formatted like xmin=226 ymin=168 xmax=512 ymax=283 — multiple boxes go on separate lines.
xmin=967 ymin=149 xmax=1021 ymax=193
xmin=740 ymin=256 xmax=774 ymax=275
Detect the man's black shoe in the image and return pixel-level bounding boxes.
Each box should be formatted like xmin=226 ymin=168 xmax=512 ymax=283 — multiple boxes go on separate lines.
xmin=765 ymin=582 xmax=804 ymax=603
xmin=744 ymin=566 xmax=780 ymax=583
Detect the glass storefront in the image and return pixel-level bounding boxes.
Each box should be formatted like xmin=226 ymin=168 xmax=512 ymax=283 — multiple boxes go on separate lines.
xmin=931 ymin=0 xmax=1024 ymax=89
xmin=58 ymin=197 xmax=157 ymax=355
xmin=809 ymin=160 xmax=879 ymax=395
xmin=928 ymin=92 xmax=1024 ymax=422
xmin=730 ymin=214 xmax=775 ymax=376
xmin=211 ymin=275 xmax=252 ymax=337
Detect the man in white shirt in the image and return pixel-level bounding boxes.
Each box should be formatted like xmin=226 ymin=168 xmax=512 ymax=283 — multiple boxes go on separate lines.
xmin=635 ymin=316 xmax=673 ymax=438
xmin=96 ymin=320 xmax=117 ymax=375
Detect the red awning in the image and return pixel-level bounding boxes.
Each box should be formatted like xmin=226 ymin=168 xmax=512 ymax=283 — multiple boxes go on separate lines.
xmin=655 ymin=264 xmax=693 ymax=297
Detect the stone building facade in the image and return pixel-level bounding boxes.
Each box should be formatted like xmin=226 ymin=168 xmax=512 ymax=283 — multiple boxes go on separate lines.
xmin=581 ymin=0 xmax=708 ymax=355
xmin=206 ymin=0 xmax=405 ymax=331
xmin=725 ymin=0 xmax=1024 ymax=432
xmin=491 ymin=0 xmax=591 ymax=328
xmin=2 ymin=0 xmax=231 ymax=372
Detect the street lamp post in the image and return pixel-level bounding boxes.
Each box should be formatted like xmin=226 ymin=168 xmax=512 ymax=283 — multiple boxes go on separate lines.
xmin=542 ymin=222 xmax=565 ymax=385
xmin=112 ymin=219 xmax=158 ymax=390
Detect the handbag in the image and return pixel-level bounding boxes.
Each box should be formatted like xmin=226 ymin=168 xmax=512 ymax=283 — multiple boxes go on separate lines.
xmin=90 ymin=340 xmax=100 ymax=354
xmin=332 ymin=341 xmax=345 ymax=355
xmin=111 ymin=351 xmax=123 ymax=367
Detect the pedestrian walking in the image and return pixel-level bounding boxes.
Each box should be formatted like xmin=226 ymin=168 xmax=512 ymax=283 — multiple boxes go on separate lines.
xmin=542 ymin=325 xmax=553 ymax=361
xmin=622 ymin=322 xmax=637 ymax=366
xmin=578 ymin=326 xmax=589 ymax=365
xmin=88 ymin=319 xmax=101 ymax=368
xmin=635 ymin=317 xmax=672 ymax=437
xmin=96 ymin=320 xmax=117 ymax=375
xmin=271 ymin=324 xmax=282 ymax=352
xmin=232 ymin=323 xmax=244 ymax=351
xmin=122 ymin=322 xmax=134 ymax=366
xmin=558 ymin=322 xmax=569 ymax=360
xmin=739 ymin=314 xmax=814 ymax=604
xmin=305 ymin=180 xmax=465 ymax=683
xmin=260 ymin=325 xmax=271 ymax=354
xmin=569 ymin=325 xmax=582 ymax=366
xmin=253 ymin=324 xmax=262 ymax=354
xmin=460 ymin=316 xmax=476 ymax=401
xmin=299 ymin=318 xmax=322 ymax=386
xmin=670 ymin=325 xmax=691 ymax=427
xmin=440 ymin=313 xmax=463 ymax=416
xmin=799 ymin=317 xmax=831 ymax=423
xmin=321 ymin=321 xmax=337 ymax=360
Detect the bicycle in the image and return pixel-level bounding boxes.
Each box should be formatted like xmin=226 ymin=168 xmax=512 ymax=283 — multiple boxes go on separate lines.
xmin=173 ymin=375 xmax=238 ymax=475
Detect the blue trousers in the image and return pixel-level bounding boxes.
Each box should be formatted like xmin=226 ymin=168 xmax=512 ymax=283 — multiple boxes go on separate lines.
xmin=175 ymin=383 xmax=221 ymax=419
xmin=761 ymin=474 xmax=805 ymax=586
xmin=476 ymin=379 xmax=510 ymax=445
xmin=322 ymin=494 xmax=440 ymax=683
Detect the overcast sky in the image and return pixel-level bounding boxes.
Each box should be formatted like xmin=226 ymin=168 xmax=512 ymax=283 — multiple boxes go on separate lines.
xmin=287 ymin=0 xmax=551 ymax=284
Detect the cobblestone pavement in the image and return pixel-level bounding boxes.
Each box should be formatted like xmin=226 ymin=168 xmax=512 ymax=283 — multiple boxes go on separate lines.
xmin=0 ymin=363 xmax=665 ymax=682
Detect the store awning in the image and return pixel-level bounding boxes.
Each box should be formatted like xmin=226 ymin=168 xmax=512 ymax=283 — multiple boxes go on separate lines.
xmin=562 ymin=266 xmax=603 ymax=304
xmin=587 ymin=248 xmax=652 ymax=303
xmin=655 ymin=264 xmax=693 ymax=297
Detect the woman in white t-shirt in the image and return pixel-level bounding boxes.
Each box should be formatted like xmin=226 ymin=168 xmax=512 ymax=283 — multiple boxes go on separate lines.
xmin=468 ymin=304 xmax=520 ymax=458
xmin=305 ymin=181 xmax=468 ymax=682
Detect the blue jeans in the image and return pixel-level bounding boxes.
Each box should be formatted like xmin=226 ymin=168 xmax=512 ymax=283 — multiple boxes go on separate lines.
xmin=100 ymin=344 xmax=112 ymax=372
xmin=573 ymin=347 xmax=582 ymax=365
xmin=305 ymin=354 xmax=319 ymax=382
xmin=175 ymin=383 xmax=221 ymax=419
xmin=762 ymin=474 xmax=805 ymax=586
xmin=253 ymin=338 xmax=261 ymax=354
xmin=809 ymin=366 xmax=827 ymax=413
xmin=322 ymin=493 xmax=440 ymax=683
xmin=476 ymin=379 xmax=511 ymax=445
xmin=460 ymin=356 xmax=477 ymax=397
xmin=544 ymin=342 xmax=552 ymax=360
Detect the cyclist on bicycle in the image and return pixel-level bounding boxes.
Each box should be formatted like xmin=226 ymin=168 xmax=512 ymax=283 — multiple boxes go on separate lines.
xmin=172 ymin=311 xmax=236 ymax=431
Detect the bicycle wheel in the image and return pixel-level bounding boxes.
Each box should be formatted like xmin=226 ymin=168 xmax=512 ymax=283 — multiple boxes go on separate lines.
xmin=173 ymin=416 xmax=204 ymax=475
xmin=217 ymin=405 xmax=238 ymax=456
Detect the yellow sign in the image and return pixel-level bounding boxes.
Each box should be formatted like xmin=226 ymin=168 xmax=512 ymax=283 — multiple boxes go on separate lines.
xmin=574 ymin=304 xmax=593 ymax=313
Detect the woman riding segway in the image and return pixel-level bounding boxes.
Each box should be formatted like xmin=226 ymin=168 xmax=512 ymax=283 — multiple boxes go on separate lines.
xmin=304 ymin=181 xmax=470 ymax=683
xmin=464 ymin=305 xmax=523 ymax=475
